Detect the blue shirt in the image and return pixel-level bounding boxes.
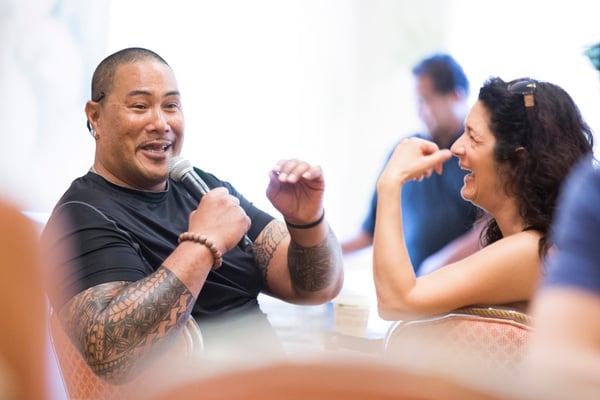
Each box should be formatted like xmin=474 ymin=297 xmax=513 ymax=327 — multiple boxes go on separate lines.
xmin=543 ymin=157 xmax=600 ymax=294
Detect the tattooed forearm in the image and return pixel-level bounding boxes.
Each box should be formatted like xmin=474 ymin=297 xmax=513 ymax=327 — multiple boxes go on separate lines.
xmin=288 ymin=227 xmax=342 ymax=292
xmin=59 ymin=266 xmax=195 ymax=383
xmin=253 ymin=220 xmax=288 ymax=291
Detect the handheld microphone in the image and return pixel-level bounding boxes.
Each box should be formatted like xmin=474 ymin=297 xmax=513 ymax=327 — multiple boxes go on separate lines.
xmin=168 ymin=156 xmax=253 ymax=253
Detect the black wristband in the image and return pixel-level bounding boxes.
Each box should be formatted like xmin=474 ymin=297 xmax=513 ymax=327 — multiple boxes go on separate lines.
xmin=285 ymin=210 xmax=325 ymax=230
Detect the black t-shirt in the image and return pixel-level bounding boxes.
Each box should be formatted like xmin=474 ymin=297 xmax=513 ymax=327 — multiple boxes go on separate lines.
xmin=43 ymin=169 xmax=274 ymax=319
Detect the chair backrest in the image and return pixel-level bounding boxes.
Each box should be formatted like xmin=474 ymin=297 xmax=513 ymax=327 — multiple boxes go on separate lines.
xmin=49 ymin=311 xmax=203 ymax=400
xmin=152 ymin=359 xmax=505 ymax=400
xmin=383 ymin=306 xmax=533 ymax=373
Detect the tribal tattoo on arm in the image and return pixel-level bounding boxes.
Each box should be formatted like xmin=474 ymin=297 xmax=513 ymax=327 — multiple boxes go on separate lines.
xmin=58 ymin=266 xmax=195 ymax=383
xmin=253 ymin=220 xmax=342 ymax=294
xmin=253 ymin=220 xmax=288 ymax=293
xmin=287 ymin=226 xmax=342 ymax=292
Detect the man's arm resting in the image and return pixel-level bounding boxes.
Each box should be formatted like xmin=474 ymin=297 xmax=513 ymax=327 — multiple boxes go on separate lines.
xmin=254 ymin=220 xmax=344 ymax=304
xmin=287 ymin=226 xmax=344 ymax=298
xmin=58 ymin=266 xmax=195 ymax=383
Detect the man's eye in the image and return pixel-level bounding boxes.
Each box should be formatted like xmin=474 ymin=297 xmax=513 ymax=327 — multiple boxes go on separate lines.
xmin=133 ymin=104 xmax=148 ymax=109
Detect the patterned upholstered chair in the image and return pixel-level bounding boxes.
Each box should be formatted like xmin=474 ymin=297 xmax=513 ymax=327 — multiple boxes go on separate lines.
xmin=383 ymin=306 xmax=532 ymax=373
xmin=49 ymin=311 xmax=203 ymax=400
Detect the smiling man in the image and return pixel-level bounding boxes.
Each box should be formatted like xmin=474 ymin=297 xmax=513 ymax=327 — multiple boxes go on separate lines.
xmin=42 ymin=47 xmax=344 ymax=383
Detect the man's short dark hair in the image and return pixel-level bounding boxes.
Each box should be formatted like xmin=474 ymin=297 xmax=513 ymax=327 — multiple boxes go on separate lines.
xmin=86 ymin=47 xmax=171 ymax=134
xmin=412 ymin=53 xmax=469 ymax=96
xmin=90 ymin=47 xmax=170 ymax=103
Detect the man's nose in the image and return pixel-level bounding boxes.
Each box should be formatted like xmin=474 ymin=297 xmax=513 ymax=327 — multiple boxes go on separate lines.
xmin=150 ymin=108 xmax=170 ymax=132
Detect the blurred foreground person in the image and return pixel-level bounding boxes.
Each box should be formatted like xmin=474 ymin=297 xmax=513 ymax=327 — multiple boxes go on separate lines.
xmin=521 ymin=41 xmax=600 ymax=400
xmin=524 ymin=157 xmax=600 ymax=400
xmin=0 ymin=200 xmax=49 ymax=400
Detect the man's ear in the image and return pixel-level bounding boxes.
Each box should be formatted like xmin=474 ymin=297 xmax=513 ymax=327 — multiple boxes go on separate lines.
xmin=85 ymin=100 xmax=100 ymax=135
xmin=452 ymin=88 xmax=468 ymax=101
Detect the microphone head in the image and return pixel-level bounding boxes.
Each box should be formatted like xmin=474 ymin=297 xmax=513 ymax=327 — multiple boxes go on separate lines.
xmin=168 ymin=156 xmax=193 ymax=182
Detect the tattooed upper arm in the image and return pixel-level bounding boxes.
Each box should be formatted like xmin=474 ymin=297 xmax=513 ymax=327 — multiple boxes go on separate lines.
xmin=252 ymin=220 xmax=288 ymax=292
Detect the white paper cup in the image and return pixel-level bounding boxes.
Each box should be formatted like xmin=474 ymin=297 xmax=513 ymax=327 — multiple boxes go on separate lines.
xmin=332 ymin=293 xmax=371 ymax=337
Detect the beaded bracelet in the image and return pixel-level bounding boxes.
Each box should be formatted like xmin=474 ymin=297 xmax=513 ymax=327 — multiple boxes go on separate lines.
xmin=285 ymin=209 xmax=325 ymax=230
xmin=178 ymin=232 xmax=223 ymax=269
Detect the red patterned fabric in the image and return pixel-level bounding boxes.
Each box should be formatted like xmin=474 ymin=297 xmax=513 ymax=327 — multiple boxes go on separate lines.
xmin=385 ymin=313 xmax=532 ymax=372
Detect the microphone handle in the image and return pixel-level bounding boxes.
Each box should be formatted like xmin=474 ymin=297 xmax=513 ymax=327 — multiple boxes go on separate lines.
xmin=180 ymin=173 xmax=253 ymax=253
xmin=238 ymin=234 xmax=254 ymax=253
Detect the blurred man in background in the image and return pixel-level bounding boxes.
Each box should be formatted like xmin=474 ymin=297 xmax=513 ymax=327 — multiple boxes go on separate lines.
xmin=342 ymin=53 xmax=479 ymax=275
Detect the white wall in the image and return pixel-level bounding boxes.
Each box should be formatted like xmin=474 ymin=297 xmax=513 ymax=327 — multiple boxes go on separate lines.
xmin=104 ymin=0 xmax=454 ymax=238
xmin=448 ymin=0 xmax=600 ymax=147
xmin=0 ymin=0 xmax=108 ymax=212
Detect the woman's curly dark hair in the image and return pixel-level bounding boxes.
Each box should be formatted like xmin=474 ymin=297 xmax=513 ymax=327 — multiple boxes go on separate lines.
xmin=477 ymin=77 xmax=594 ymax=258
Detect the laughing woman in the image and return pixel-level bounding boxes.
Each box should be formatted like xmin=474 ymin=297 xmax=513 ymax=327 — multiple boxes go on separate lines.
xmin=373 ymin=77 xmax=594 ymax=320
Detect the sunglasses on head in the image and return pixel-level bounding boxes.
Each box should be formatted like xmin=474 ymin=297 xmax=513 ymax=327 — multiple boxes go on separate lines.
xmin=507 ymin=78 xmax=536 ymax=108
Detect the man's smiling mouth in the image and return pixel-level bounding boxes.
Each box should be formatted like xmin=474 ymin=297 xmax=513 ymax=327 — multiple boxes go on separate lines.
xmin=140 ymin=141 xmax=172 ymax=153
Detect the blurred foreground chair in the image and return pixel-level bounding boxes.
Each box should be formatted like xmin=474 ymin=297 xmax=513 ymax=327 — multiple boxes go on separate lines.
xmin=384 ymin=306 xmax=533 ymax=373
xmin=151 ymin=359 xmax=505 ymax=400
xmin=49 ymin=311 xmax=203 ymax=400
